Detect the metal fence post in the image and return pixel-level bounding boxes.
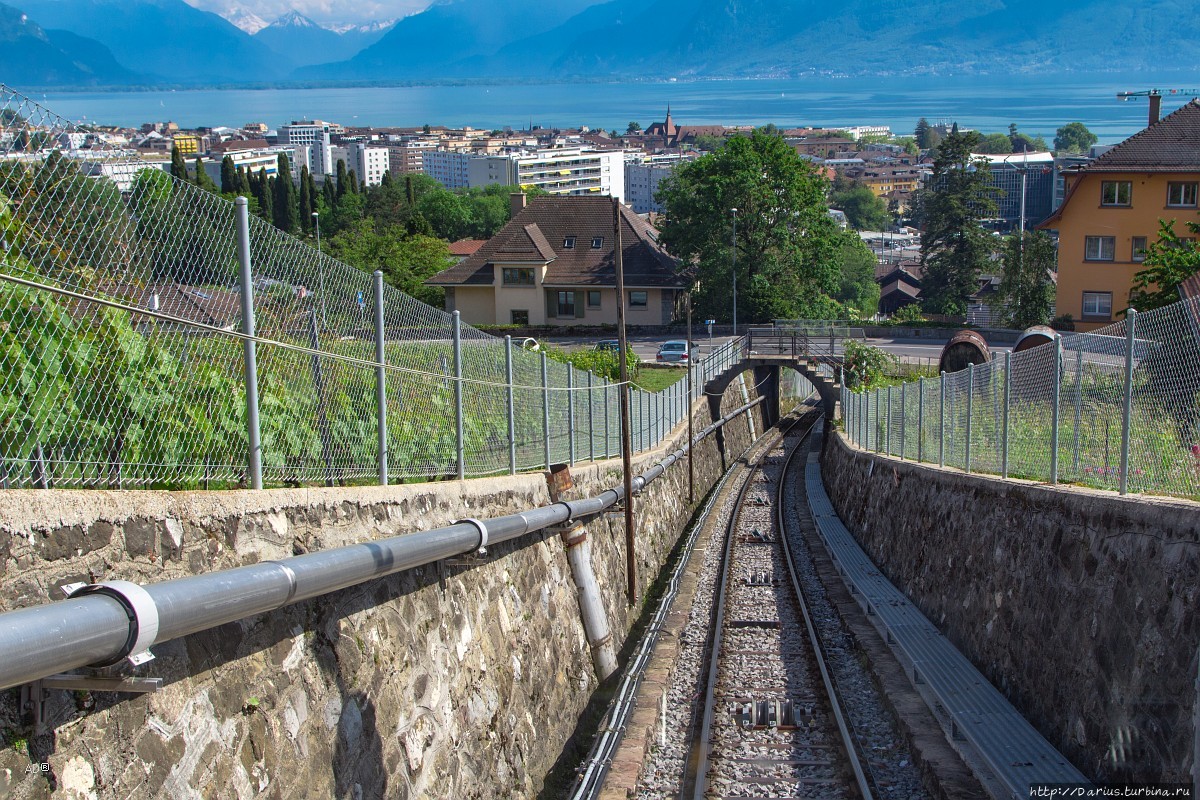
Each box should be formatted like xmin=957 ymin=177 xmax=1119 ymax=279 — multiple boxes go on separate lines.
xmin=235 ymin=197 xmax=262 ymax=490
xmin=588 ymin=371 xmax=595 ymax=462
xmin=567 ymin=366 xmax=576 ymax=465
xmin=1003 ymin=351 xmax=1011 ymax=479
xmin=505 ymin=336 xmax=516 ymax=475
xmin=917 ymin=377 xmax=924 ymax=462
xmin=965 ymin=364 xmax=974 ymax=474
xmin=453 ymin=311 xmax=465 ymax=481
xmin=900 ymin=382 xmax=906 ymax=460
xmin=373 ymin=271 xmax=388 ymax=486
xmin=1073 ymin=343 xmax=1084 ymax=474
xmin=605 ymin=381 xmax=611 ymax=458
xmin=939 ymin=371 xmax=946 ymax=469
xmin=1120 ymin=309 xmax=1137 ymax=495
xmin=886 ymin=385 xmax=892 ymax=456
xmin=542 ymin=352 xmax=551 ymax=469
xmin=1051 ymin=335 xmax=1061 ymax=485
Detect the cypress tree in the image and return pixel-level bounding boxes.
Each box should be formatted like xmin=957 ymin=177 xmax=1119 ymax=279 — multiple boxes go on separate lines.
xmin=380 ymin=170 xmax=394 ymax=189
xmin=405 ymin=175 xmax=415 ymax=206
xmin=347 ymin=169 xmax=359 ymax=195
xmin=299 ymin=165 xmax=313 ymax=233
xmin=170 ymin=145 xmax=188 ymax=180
xmin=335 ymin=159 xmax=349 ymax=200
xmin=273 ymin=154 xmax=299 ymax=233
xmin=256 ymin=168 xmax=273 ymax=222
xmin=220 ymin=156 xmax=237 ymax=194
xmin=237 ymin=165 xmax=251 ymax=195
xmin=194 ymin=157 xmax=217 ymax=192
xmin=322 ymin=177 xmax=337 ymax=211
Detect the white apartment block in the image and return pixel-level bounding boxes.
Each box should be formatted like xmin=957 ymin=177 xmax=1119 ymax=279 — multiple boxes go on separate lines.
xmin=837 ymin=125 xmax=893 ymax=141
xmin=467 ymin=148 xmax=626 ymax=201
xmin=332 ymin=143 xmax=389 ymax=187
xmin=387 ymin=139 xmax=437 ymax=175
xmin=201 ymin=148 xmax=286 ymax=187
xmin=278 ymin=120 xmax=335 ymax=148
xmin=424 ymin=150 xmax=474 ymax=190
xmin=624 ymin=153 xmax=692 ymax=213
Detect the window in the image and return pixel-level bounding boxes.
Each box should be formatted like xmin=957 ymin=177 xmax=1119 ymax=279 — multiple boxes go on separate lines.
xmin=629 ymin=290 xmax=648 ymax=307
xmin=563 ymin=236 xmax=576 ymax=249
xmin=1167 ymin=182 xmax=1198 ymax=208
xmin=591 ymin=236 xmax=604 ymax=249
xmin=510 ymin=309 xmax=529 ymax=325
xmin=502 ymin=267 xmax=534 ymax=285
xmin=587 ymin=290 xmax=601 ymax=308
xmin=1132 ymin=236 xmax=1148 ymax=262
xmin=1081 ymin=292 xmax=1112 ymax=320
xmin=557 ymin=291 xmax=577 ymax=318
xmin=1084 ymin=236 xmax=1115 ymax=261
xmin=1100 ymin=181 xmax=1132 ymax=207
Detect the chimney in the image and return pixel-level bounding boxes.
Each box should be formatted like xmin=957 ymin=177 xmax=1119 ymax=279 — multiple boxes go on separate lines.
xmin=510 ymin=192 xmax=527 ymax=218
xmin=1149 ymin=92 xmax=1162 ymax=127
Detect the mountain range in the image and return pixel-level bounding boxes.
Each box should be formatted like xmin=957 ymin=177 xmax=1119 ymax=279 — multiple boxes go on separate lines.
xmin=2 ymin=0 xmax=1199 ymax=89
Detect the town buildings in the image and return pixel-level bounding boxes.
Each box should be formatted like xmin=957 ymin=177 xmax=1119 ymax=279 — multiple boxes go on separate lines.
xmin=426 ymin=194 xmax=685 ymax=326
xmin=1040 ymin=100 xmax=1200 ymax=330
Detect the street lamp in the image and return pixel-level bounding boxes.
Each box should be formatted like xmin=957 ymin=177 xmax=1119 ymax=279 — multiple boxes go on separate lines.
xmin=730 ymin=207 xmax=738 ymax=336
xmin=312 ymin=211 xmax=326 ymax=329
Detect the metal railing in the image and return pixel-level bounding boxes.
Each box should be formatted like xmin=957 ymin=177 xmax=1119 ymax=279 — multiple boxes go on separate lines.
xmin=842 ymin=300 xmax=1200 ymax=500
xmin=0 ymin=85 xmax=753 ymax=489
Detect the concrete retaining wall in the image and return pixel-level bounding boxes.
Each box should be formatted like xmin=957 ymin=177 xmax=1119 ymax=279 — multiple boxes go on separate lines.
xmin=821 ymin=430 xmax=1200 ymax=784
xmin=0 ymin=376 xmax=771 ymax=800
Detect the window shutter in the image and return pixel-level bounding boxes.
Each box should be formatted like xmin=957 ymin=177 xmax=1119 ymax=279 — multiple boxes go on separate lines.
xmin=545 ymin=290 xmax=557 ymax=318
xmin=575 ymin=292 xmax=584 ymax=319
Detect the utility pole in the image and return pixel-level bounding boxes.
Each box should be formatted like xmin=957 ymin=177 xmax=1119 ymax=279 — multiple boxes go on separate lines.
xmin=614 ymin=199 xmax=636 ymax=605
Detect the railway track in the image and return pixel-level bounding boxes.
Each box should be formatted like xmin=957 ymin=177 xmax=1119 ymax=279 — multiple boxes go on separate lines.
xmin=683 ymin=412 xmax=875 ymax=800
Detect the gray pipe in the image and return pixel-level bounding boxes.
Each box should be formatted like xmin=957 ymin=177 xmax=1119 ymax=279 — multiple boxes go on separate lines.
xmin=0 ymin=396 xmax=763 ymax=692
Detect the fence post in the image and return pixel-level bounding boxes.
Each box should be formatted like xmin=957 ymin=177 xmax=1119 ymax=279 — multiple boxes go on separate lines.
xmin=899 ymin=382 xmax=906 ymax=460
xmin=939 ymin=371 xmax=946 ymax=469
xmin=505 ymin=336 xmax=516 ymax=474
xmin=542 ymin=352 xmax=551 ymax=469
xmin=917 ymin=377 xmax=924 ymax=462
xmin=307 ymin=309 xmax=334 ymax=487
xmin=373 ymin=271 xmax=388 ymax=486
xmin=605 ymin=381 xmax=611 ymax=458
xmin=1073 ymin=343 xmax=1083 ymax=475
xmin=235 ymin=197 xmax=262 ymax=490
xmin=1119 ymin=309 xmax=1137 ymax=495
xmin=886 ymin=385 xmax=892 ymax=456
xmin=1003 ymin=351 xmax=1011 ymax=479
xmin=588 ymin=371 xmax=595 ymax=462
xmin=567 ymin=365 xmax=576 ymax=465
xmin=453 ymin=310 xmax=465 ymax=481
xmin=1051 ymin=335 xmax=1061 ymax=485
xmin=965 ymin=364 xmax=974 ymax=474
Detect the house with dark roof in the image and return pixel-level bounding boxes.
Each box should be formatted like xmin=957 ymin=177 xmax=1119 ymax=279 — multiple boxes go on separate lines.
xmin=1040 ymin=100 xmax=1200 ymax=331
xmin=426 ymin=194 xmax=686 ymax=326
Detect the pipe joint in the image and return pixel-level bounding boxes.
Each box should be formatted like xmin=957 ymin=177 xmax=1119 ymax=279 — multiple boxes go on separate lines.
xmin=454 ymin=518 xmax=489 ymax=555
xmin=558 ymin=521 xmax=588 ymax=548
xmin=66 ymin=581 xmax=159 ymax=666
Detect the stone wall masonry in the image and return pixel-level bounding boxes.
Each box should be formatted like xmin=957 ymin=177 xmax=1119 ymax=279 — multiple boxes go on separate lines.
xmin=0 ymin=373 xmax=772 ymax=800
xmin=820 ymin=430 xmax=1200 ymax=785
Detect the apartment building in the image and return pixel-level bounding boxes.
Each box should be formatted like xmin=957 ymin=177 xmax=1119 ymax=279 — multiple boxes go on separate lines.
xmin=975 ymin=151 xmax=1056 ymax=232
xmin=331 ymin=142 xmax=389 ymax=187
xmin=1040 ymin=101 xmax=1200 ymax=330
xmin=423 ymin=149 xmax=474 ymax=190
xmin=387 ymin=139 xmax=437 ymax=175
xmin=468 ymin=148 xmax=626 ymax=202
xmin=624 ymin=153 xmax=692 ymax=213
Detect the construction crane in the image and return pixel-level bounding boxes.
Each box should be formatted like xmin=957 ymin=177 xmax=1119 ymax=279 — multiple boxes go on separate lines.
xmin=1116 ymin=88 xmax=1200 ymax=126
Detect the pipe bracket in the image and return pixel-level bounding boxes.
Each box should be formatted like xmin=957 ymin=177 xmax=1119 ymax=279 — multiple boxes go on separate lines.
xmin=454 ymin=517 xmax=489 ymax=555
xmin=65 ymin=580 xmax=160 ymax=667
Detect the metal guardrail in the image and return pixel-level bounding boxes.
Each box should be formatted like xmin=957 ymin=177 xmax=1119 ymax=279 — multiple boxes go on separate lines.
xmin=842 ymin=300 xmax=1200 ymax=500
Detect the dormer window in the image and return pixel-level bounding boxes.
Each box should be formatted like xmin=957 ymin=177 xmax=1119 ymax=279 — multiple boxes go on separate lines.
xmin=563 ymin=236 xmax=576 ymax=249
xmin=591 ymin=236 xmax=604 ymax=249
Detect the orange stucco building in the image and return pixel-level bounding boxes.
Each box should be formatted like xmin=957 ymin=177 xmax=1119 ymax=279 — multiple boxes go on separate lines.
xmin=1041 ymin=101 xmax=1200 ymax=331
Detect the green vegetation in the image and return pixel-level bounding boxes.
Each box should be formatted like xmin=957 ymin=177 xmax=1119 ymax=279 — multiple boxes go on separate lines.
xmin=916 ymin=127 xmax=998 ymax=316
xmin=656 ymin=129 xmax=847 ymax=324
xmin=829 ymin=177 xmax=891 ymax=231
xmin=1054 ymin=122 xmax=1098 ymax=154
xmin=990 ymin=230 xmax=1056 ymax=328
xmin=633 ymin=368 xmax=687 ymax=393
xmin=841 ymin=340 xmax=898 ymax=390
xmin=1129 ymin=217 xmax=1200 ymax=311
xmin=541 ymin=345 xmax=638 ymax=383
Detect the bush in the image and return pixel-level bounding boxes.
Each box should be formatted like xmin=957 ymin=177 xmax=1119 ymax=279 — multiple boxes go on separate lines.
xmin=842 ymin=339 xmax=898 ymax=390
xmin=542 ymin=345 xmax=638 ymax=383
xmin=891 ymin=304 xmax=925 ymax=324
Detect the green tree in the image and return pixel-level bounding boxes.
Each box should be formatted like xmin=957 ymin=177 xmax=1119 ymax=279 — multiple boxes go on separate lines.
xmin=193 ymin=157 xmax=217 ymax=192
xmin=417 ymin=190 xmax=472 ymax=241
xmin=918 ymin=128 xmax=998 ymax=316
xmin=327 ymin=219 xmax=450 ymax=307
xmin=347 ymin=169 xmax=360 ymax=196
xmin=829 ymin=183 xmax=890 ymax=230
xmin=657 ymin=130 xmax=842 ymax=324
xmin=1007 ymin=123 xmax=1048 ymax=153
xmin=991 ymin=230 xmax=1056 ymax=328
xmin=893 ymin=136 xmax=920 ymax=156
xmin=220 ymin=156 xmax=238 ymax=194
xmin=976 ymin=132 xmax=1014 ymax=154
xmin=336 ymin=159 xmax=349 ymax=200
xmin=256 ymin=168 xmax=273 ymax=223
xmin=626 ymin=121 xmax=642 ymax=134
xmin=1054 ymin=122 xmax=1098 ymax=154
xmin=273 ymin=154 xmax=299 ymax=233
xmin=299 ymin=165 xmax=313 ymax=234
xmin=170 ymin=145 xmax=188 ymax=180
xmin=834 ymin=235 xmax=881 ymax=318
xmin=1129 ymin=217 xmax=1200 ymax=311
xmin=914 ymin=118 xmax=940 ymax=150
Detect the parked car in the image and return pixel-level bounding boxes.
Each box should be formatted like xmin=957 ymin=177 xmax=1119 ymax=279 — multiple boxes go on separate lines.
xmin=656 ymin=340 xmax=690 ymax=363
xmin=593 ymin=340 xmax=621 ymax=352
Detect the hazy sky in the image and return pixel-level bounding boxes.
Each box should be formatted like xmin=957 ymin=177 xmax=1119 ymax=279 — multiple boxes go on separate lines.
xmin=183 ymin=0 xmax=431 ymax=26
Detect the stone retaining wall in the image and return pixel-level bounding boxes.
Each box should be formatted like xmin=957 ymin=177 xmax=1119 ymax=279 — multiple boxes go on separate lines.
xmin=821 ymin=430 xmax=1200 ymax=785
xmin=0 ymin=376 xmax=771 ymax=800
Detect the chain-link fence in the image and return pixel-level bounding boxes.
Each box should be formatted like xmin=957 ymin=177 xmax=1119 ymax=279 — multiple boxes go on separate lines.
xmin=843 ymin=300 xmax=1200 ymax=500
xmin=0 ymin=86 xmax=761 ymax=489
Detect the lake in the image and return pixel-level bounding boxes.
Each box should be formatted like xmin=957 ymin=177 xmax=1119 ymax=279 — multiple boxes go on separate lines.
xmin=37 ymin=73 xmax=1198 ymax=144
